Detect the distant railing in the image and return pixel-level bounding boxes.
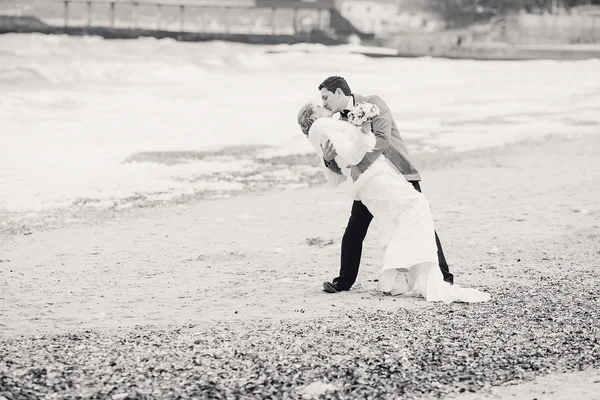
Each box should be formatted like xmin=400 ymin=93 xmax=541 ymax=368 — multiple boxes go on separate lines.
xmin=0 ymin=0 xmax=333 ymax=36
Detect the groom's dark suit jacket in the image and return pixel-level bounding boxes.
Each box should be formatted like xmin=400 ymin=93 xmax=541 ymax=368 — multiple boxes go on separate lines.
xmin=326 ymin=93 xmax=420 ymax=182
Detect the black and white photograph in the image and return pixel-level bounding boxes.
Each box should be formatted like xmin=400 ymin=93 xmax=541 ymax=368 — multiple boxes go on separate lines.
xmin=1 ymin=0 xmax=599 ymax=398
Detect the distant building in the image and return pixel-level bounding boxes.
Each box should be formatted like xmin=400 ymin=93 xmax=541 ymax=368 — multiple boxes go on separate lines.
xmin=336 ymin=0 xmax=443 ymax=37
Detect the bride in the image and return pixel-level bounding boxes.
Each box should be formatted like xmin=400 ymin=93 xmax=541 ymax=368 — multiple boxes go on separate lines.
xmin=297 ymin=103 xmax=490 ymax=304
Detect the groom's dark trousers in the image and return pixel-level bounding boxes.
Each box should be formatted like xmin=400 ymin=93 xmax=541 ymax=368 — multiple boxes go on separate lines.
xmin=333 ymin=181 xmax=454 ymax=290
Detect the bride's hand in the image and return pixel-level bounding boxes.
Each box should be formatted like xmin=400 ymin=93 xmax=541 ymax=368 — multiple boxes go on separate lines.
xmin=360 ymin=122 xmax=371 ymax=134
xmin=321 ymin=140 xmax=337 ymax=162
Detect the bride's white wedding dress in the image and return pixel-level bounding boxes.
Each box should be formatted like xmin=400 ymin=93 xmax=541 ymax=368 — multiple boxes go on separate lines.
xmin=308 ymin=117 xmax=490 ymax=303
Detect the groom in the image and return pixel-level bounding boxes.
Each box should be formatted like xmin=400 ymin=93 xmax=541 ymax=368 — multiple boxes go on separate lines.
xmin=318 ymin=76 xmax=454 ymax=293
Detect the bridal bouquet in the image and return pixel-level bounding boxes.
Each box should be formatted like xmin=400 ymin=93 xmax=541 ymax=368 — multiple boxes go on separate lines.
xmin=347 ymin=102 xmax=380 ymax=127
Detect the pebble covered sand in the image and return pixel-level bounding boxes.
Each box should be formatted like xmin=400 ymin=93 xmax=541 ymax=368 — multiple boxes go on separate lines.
xmin=1 ymin=278 xmax=600 ymax=399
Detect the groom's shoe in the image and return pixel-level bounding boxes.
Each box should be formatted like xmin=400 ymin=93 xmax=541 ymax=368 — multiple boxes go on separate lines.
xmin=323 ymin=281 xmax=348 ymax=293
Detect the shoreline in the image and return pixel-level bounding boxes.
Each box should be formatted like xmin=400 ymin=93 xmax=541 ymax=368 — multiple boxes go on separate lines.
xmin=0 ymin=134 xmax=573 ymax=236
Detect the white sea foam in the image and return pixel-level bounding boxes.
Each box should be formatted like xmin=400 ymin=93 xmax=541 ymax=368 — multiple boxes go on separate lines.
xmin=1 ymin=34 xmax=599 ymax=216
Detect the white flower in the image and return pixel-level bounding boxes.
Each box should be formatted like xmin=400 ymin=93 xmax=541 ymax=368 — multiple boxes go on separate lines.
xmin=347 ymin=102 xmax=380 ymax=126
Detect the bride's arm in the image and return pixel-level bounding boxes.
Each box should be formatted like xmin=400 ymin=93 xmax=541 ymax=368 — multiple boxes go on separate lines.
xmin=308 ymin=125 xmax=347 ymax=186
xmin=315 ymin=119 xmax=375 ymax=166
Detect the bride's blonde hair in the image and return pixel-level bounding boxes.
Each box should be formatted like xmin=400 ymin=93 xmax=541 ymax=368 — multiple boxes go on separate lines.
xmin=297 ymin=103 xmax=316 ymax=137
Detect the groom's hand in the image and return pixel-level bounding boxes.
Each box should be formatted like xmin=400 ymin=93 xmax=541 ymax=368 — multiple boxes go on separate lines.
xmin=350 ymin=166 xmax=361 ymax=181
xmin=321 ymin=140 xmax=337 ymax=162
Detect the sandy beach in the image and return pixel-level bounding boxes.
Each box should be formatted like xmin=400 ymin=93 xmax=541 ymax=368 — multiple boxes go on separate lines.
xmin=2 ymin=133 xmax=598 ymax=335
xmin=1 ymin=132 xmax=599 ymax=398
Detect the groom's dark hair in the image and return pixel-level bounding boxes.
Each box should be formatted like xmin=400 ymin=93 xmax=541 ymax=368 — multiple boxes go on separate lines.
xmin=319 ymin=76 xmax=352 ymax=95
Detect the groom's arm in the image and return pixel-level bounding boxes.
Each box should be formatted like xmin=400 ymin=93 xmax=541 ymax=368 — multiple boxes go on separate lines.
xmin=324 ymin=158 xmax=342 ymax=174
xmin=355 ymin=95 xmax=392 ymax=172
xmin=322 ymin=140 xmax=342 ymax=174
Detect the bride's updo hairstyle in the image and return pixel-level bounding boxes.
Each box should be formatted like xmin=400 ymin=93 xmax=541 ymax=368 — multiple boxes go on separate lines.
xmin=297 ymin=103 xmax=316 ymax=137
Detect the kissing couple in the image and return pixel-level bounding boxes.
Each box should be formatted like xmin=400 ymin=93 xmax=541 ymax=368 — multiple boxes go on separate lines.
xmin=297 ymin=76 xmax=490 ymax=303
